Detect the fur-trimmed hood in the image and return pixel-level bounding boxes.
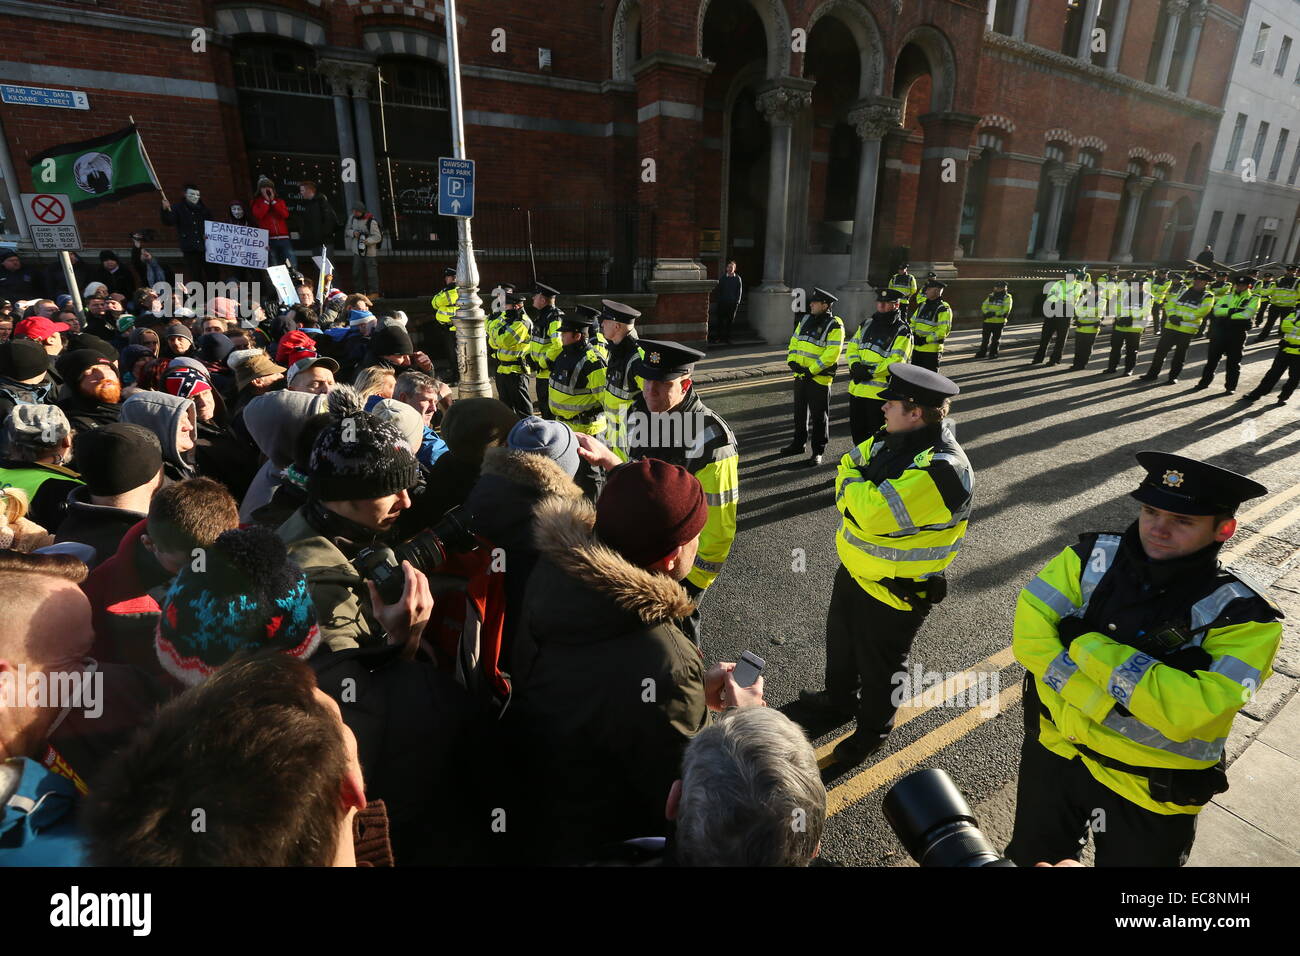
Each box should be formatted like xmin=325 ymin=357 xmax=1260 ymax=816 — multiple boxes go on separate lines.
xmin=480 ymin=446 xmax=583 ymax=500
xmin=530 ymin=494 xmax=695 ymax=628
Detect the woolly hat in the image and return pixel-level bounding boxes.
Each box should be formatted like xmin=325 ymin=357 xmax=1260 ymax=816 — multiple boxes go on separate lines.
xmin=275 ymin=329 xmax=317 ymax=367
xmin=3 ymin=403 xmax=70 ymax=452
xmin=0 ymin=338 xmax=51 ymax=381
xmin=196 ymin=331 xmax=234 ymax=366
xmin=440 ymin=397 xmax=519 ymax=466
xmin=154 ymin=525 xmax=321 ymax=688
xmin=116 ymin=315 xmax=136 ymax=334
xmin=74 ymin=423 xmax=162 ymax=496
xmin=119 ymin=343 xmax=156 ymax=375
xmin=208 ymin=297 xmax=239 ymax=321
xmin=508 ymin=416 xmax=579 ymax=477
xmin=369 ymin=398 xmax=424 ymax=455
xmin=162 ymin=357 xmax=213 ymax=398
xmin=55 ymin=348 xmax=116 ymax=386
xmin=99 ymin=249 xmax=119 ymax=264
xmin=308 ymin=384 xmax=418 ymax=501
xmin=595 ymin=458 xmax=707 ymax=567
xmin=162 ymin=322 xmax=193 ymax=343
xmin=369 ymin=323 xmax=413 ymax=357
xmin=348 ymin=308 xmax=376 ymax=328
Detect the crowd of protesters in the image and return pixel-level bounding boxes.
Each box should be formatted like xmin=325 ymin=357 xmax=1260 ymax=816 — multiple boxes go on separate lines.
xmin=0 ymin=226 xmax=830 ymax=867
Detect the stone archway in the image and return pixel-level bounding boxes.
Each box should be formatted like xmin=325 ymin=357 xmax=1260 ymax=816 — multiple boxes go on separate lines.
xmin=697 ymin=0 xmax=791 ymax=79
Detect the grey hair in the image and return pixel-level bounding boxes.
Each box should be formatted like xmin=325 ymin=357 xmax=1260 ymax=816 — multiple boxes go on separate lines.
xmin=393 ymin=370 xmax=439 ymax=403
xmin=675 ymin=708 xmax=826 ymax=867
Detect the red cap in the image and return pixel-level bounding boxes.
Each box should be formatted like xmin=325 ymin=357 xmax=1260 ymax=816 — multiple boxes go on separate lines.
xmin=14 ymin=316 xmax=70 ymax=341
xmin=595 ymin=458 xmax=708 ymax=567
xmin=275 ymin=329 xmax=317 ymax=367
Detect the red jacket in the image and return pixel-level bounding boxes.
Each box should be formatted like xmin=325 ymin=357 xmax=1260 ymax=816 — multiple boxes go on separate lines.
xmin=251 ymin=196 xmax=291 ymax=238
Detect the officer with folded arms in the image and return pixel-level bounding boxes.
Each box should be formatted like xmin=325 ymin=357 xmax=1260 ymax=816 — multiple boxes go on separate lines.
xmin=1008 ymin=453 xmax=1283 ymax=866
xmin=800 ymin=364 xmax=974 ymax=766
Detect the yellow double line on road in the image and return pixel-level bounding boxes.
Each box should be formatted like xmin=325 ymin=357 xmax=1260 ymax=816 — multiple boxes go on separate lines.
xmin=821 ymin=479 xmax=1300 ymax=819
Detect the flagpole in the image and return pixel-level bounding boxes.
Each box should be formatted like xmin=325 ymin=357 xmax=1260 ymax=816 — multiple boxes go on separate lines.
xmin=128 ymin=115 xmax=168 ymax=205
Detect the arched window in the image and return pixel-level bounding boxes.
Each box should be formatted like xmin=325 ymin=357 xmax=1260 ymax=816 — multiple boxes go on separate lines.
xmin=373 ymin=55 xmax=453 ymax=247
xmin=1078 ymin=149 xmax=1099 ymax=170
xmin=1046 ymin=143 xmax=1067 ymax=164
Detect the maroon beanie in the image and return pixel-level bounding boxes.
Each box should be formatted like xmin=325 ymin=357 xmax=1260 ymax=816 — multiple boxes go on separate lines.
xmin=596 ymin=458 xmax=708 ymax=567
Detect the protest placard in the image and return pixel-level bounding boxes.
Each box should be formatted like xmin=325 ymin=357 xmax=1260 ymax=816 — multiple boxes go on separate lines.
xmin=266 ymin=264 xmax=299 ymax=304
xmin=204 ymin=220 xmax=268 ymax=269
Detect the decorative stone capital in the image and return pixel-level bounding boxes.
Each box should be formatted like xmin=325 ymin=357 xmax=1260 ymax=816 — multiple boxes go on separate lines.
xmin=847 ymin=97 xmax=902 ymax=142
xmin=1127 ymin=177 xmax=1154 ymax=197
xmin=1048 ymin=164 xmax=1080 ymax=187
xmin=1164 ymin=0 xmax=1190 ymax=17
xmin=319 ymin=59 xmax=374 ymax=99
xmin=1189 ymin=0 xmax=1209 ymax=26
xmin=756 ymin=80 xmax=814 ymax=127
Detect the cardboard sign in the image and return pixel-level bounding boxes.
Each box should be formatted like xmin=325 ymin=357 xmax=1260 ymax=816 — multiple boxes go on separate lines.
xmin=266 ymin=264 xmax=299 ymax=305
xmin=204 ymin=221 xmax=268 ymax=269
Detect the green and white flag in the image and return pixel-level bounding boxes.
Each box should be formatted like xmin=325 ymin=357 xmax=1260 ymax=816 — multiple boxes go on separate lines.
xmin=28 ymin=124 xmax=159 ymax=209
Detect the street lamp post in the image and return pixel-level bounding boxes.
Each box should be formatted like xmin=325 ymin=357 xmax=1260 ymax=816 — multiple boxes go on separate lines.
xmin=444 ymin=0 xmax=489 ymax=396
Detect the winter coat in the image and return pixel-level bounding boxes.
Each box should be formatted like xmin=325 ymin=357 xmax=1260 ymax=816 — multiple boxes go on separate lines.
xmin=54 ymin=485 xmax=148 ymax=569
xmin=463 ymin=447 xmax=583 ymax=667
xmin=95 ymin=263 xmax=139 ymax=300
xmin=43 ymin=257 xmax=93 ymax=299
xmin=161 ymin=199 xmax=212 ymax=254
xmin=196 ymin=418 xmax=259 ymax=503
xmin=0 ymin=758 xmax=84 ymax=866
xmin=250 ymin=473 xmax=308 ymax=529
xmin=0 ymin=264 xmax=43 ymax=300
xmin=401 ymin=448 xmax=482 ymax=534
xmin=0 ymin=372 xmax=56 ymax=425
xmin=502 ymin=494 xmax=707 ymax=864
xmin=119 ymin=391 xmax=197 ymax=482
xmin=251 ymin=196 xmax=291 ymax=239
xmin=239 ymin=389 xmax=327 ymax=522
xmin=57 ymin=392 xmax=121 ymax=437
xmin=347 ymin=214 xmax=382 ymax=258
xmin=278 ymin=504 xmax=378 ymax=653
xmin=297 ymin=193 xmax=340 ymax=249
xmin=0 ymin=458 xmax=81 ymax=533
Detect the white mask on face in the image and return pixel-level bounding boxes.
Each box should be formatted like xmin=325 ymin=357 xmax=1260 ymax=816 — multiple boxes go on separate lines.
xmin=185 ymin=189 xmax=201 ymax=204
xmin=231 ymin=205 xmax=244 ymax=218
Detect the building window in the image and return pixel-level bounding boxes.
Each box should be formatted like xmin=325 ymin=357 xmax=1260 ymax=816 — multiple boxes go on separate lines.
xmin=1225 ymin=113 xmax=1248 ymax=169
xmin=1251 ymin=121 xmax=1271 ymax=167
xmin=1206 ymin=210 xmax=1223 ymax=249
xmin=1226 ymin=212 xmax=1246 ymax=261
xmin=1062 ymin=0 xmax=1086 ymax=57
xmin=1253 ymin=23 xmax=1270 ymax=66
xmin=1046 ymin=143 xmax=1067 ymax=163
xmin=1278 ymin=36 xmax=1293 ymax=75
xmin=990 ymin=0 xmax=1018 ymax=35
xmin=1270 ymin=129 xmax=1290 ymax=181
xmin=1288 ymin=142 xmax=1300 ymax=185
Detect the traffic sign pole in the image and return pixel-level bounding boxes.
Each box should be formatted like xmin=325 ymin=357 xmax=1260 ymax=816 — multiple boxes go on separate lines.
xmin=60 ymin=251 xmax=83 ymax=314
xmin=443 ymin=0 xmax=489 ymax=397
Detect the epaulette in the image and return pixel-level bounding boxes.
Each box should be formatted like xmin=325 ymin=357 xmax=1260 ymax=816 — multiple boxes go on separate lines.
xmin=1224 ymin=565 xmax=1285 ymax=620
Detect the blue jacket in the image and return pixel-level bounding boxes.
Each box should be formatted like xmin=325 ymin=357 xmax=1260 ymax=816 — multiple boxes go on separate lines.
xmin=419 ymin=425 xmax=448 ymax=468
xmin=0 ymin=757 xmax=86 ymax=867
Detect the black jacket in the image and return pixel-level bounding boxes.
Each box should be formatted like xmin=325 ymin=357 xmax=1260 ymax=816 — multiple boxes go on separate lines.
xmin=295 ymin=193 xmax=340 ymax=249
xmin=94 ymin=263 xmax=139 ymax=300
xmin=58 ymin=393 xmax=121 ymax=436
xmin=43 ymin=258 xmax=93 ymax=299
xmin=0 ymin=264 xmax=43 ymax=300
xmin=0 ymin=458 xmax=81 ymax=533
xmin=54 ymin=486 xmax=148 ymax=569
xmin=160 ymin=199 xmax=211 ymax=253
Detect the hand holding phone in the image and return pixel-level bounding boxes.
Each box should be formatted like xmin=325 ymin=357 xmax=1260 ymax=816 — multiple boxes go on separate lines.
xmin=731 ymin=650 xmax=765 ymax=688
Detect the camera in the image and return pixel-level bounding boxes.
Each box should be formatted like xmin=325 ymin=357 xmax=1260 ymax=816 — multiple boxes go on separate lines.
xmin=882 ymin=768 xmax=1014 ymax=867
xmin=352 ymin=506 xmax=477 ymax=605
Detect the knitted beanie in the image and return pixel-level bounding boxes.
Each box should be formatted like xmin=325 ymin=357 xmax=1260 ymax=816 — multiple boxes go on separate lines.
xmin=595 ymin=458 xmax=708 ymax=567
xmin=308 ymin=384 xmax=418 ymax=501
xmin=162 ymin=357 xmax=213 ymax=399
xmin=369 ymin=324 xmax=412 ymax=357
xmin=155 ymin=525 xmax=321 ymax=687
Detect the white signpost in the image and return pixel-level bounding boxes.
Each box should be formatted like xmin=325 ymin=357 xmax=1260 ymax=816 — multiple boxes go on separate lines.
xmin=20 ymin=193 xmax=81 ymax=250
xmin=204 ymin=221 xmax=268 ymax=270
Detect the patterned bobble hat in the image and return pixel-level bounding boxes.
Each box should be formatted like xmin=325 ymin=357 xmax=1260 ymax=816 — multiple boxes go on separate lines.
xmin=155 ymin=525 xmax=321 ymax=687
xmin=309 ymin=384 xmax=418 ymax=501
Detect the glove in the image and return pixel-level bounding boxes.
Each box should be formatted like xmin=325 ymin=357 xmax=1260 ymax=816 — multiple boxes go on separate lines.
xmin=788 ymin=361 xmax=801 ymax=375
xmin=850 ymin=364 xmax=868 ymax=383
xmin=1056 ymin=616 xmax=1092 ymax=647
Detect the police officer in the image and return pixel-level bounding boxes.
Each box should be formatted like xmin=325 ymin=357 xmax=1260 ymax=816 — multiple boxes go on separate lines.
xmin=1034 ymin=269 xmax=1082 ymax=366
xmin=548 ymin=310 xmax=607 ymax=498
xmin=1150 ymin=268 xmax=1172 ymax=333
xmin=781 ymin=287 xmax=844 ymax=467
xmin=528 ymin=282 xmax=564 ymax=418
xmin=846 ymin=288 xmax=912 ymax=443
xmin=1256 ymin=262 xmax=1299 ymax=341
xmin=910 ymin=278 xmax=952 ymax=372
xmin=1141 ymin=270 xmax=1215 ymax=384
xmin=488 ymin=289 xmax=533 ymax=417
xmin=974 ymin=280 xmax=1013 ymax=358
xmin=1194 ymin=273 xmax=1260 ymax=394
xmin=1007 ymin=452 xmax=1282 ymax=866
xmin=430 ymin=266 xmax=460 ymax=384
xmin=577 ymin=339 xmax=739 ymax=649
xmin=1241 ymin=306 xmax=1300 ymax=404
xmin=1069 ymin=280 xmax=1101 ymax=371
xmin=799 ymin=364 xmax=974 ymax=766
xmin=887 ymin=263 xmax=918 ymax=322
xmin=596 ymin=299 xmax=643 ymax=456
xmin=1106 ymin=272 xmax=1150 ymax=376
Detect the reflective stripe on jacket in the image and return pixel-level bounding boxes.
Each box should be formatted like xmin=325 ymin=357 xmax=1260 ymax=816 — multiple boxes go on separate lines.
xmin=911 ymin=299 xmax=953 ymax=353
xmin=1162 ymin=289 xmax=1215 ymax=334
xmin=787 ymin=312 xmax=845 ymax=386
xmin=846 ymin=314 xmax=912 ymax=399
xmin=487 ymin=309 xmax=533 ymax=374
xmin=431 ymin=287 xmax=459 ymax=327
xmin=981 ymin=293 xmax=1013 ymax=324
xmin=548 ymin=343 xmax=607 ymax=435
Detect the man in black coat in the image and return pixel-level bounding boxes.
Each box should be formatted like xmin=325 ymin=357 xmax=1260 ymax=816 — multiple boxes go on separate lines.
xmin=0 ymin=248 xmax=43 ymax=300
xmin=295 ymin=180 xmax=340 ymax=280
xmin=160 ymin=185 xmax=212 ymax=284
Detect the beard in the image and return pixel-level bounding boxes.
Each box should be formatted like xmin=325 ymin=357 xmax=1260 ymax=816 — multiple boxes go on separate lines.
xmin=86 ymin=379 xmax=121 ymax=404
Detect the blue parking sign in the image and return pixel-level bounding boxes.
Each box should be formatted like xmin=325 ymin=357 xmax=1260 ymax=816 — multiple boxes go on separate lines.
xmin=438 ymin=157 xmax=475 ymax=218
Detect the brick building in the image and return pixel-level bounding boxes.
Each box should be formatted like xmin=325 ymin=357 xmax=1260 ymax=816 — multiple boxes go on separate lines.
xmin=0 ymin=0 xmax=1249 ymax=341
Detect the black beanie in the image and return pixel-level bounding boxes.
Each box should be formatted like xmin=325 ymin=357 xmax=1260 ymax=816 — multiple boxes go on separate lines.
xmin=100 ymin=249 xmax=118 ymax=263
xmin=73 ymin=333 xmax=118 ymax=361
xmin=55 ymin=348 xmax=115 ymax=385
xmin=369 ymin=324 xmax=413 ymax=358
xmin=0 ymin=338 xmax=50 ymax=380
xmin=74 ymin=423 xmax=163 ymax=495
xmin=308 ymin=384 xmax=418 ymax=502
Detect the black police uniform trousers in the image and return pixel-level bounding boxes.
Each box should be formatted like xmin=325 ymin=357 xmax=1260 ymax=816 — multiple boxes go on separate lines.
xmin=824 ymin=565 xmax=931 ymax=740
xmin=848 ymin=396 xmax=885 ymax=446
xmin=1144 ymin=328 xmax=1193 ymax=380
xmin=1198 ymin=320 xmax=1250 ymax=389
xmin=535 ymin=378 xmax=552 ymax=419
xmin=1106 ymin=330 xmax=1142 ymax=372
xmin=1070 ymin=330 xmax=1098 ymax=369
xmin=912 ymin=350 xmax=940 ymax=372
xmin=437 ymin=322 xmax=460 ymax=385
xmin=1249 ymin=349 xmax=1300 ymax=400
xmin=1152 ymin=302 xmax=1166 ymax=333
xmin=1257 ymin=305 xmax=1293 ymax=339
xmin=714 ymin=301 xmax=739 ymax=342
xmin=791 ymin=375 xmax=830 ymax=453
xmin=1032 ymin=317 xmax=1069 ymax=364
xmin=976 ymin=322 xmax=1004 ymax=356
xmin=1006 ymin=699 xmax=1197 ymax=867
xmin=494 ymin=371 xmax=533 ymax=418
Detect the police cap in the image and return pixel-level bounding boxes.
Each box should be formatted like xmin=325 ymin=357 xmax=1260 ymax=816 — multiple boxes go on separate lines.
xmin=574 ymin=304 xmax=602 ymax=322
xmin=534 ymin=282 xmax=559 ymax=298
xmin=443 ymin=267 xmax=457 ymax=278
xmin=1233 ymin=273 xmax=1254 ymax=285
xmin=1131 ymin=451 xmax=1266 ymax=517
xmin=877 ymin=288 xmax=904 ymax=303
xmin=633 ymin=338 xmax=705 ymax=381
xmin=599 ymin=299 xmax=641 ymax=325
xmin=878 ymin=363 xmax=959 ymax=407
xmin=559 ymin=312 xmax=595 ymax=334
xmin=810 ymin=287 xmax=838 ymax=305
xmin=504 ymin=291 xmax=528 ymax=305
xmin=924 ymin=278 xmax=947 ymax=290
xmin=992 ymin=279 xmax=1008 ymax=288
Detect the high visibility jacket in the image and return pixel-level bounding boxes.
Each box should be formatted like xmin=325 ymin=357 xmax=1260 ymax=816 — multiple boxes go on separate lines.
xmin=590 ymin=329 xmax=611 ymax=363
xmin=846 ymin=312 xmax=912 ymax=400
xmin=614 ymin=388 xmax=738 ymax=591
xmin=1211 ymin=290 xmax=1262 ymax=325
xmin=1113 ymin=281 xmax=1152 ymax=334
xmin=1073 ymin=291 xmax=1101 ymax=333
xmin=1015 ymin=527 xmax=1282 ymax=815
xmin=548 ymin=341 xmax=607 ymax=436
xmin=1152 ymin=279 xmax=1173 ymax=304
xmin=834 ymin=419 xmax=973 ymax=611
xmin=1268 ymin=276 xmax=1300 ymax=310
xmin=528 ymin=305 xmax=564 ymax=380
xmin=0 ymin=462 xmax=82 ymax=503
xmin=911 ymin=298 xmax=953 ymax=353
xmin=888 ymin=273 xmax=918 ymax=305
xmin=788 ymin=311 xmax=845 ymax=386
xmin=1162 ymin=287 xmax=1214 ymax=334
xmin=1210 ymin=282 xmax=1233 ymax=300
xmin=1045 ymin=279 xmax=1084 ymax=318
xmin=1095 ymin=276 xmax=1120 ymax=318
xmin=487 ymin=308 xmax=532 ymax=374
xmin=981 ymin=292 xmax=1013 ymax=324
xmin=1281 ymin=315 xmax=1300 ymax=355
xmin=600 ymin=334 xmax=644 ymax=455
xmin=431 ymin=286 xmax=459 ymax=328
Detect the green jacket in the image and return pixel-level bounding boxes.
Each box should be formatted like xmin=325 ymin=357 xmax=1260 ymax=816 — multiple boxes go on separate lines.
xmin=278 ymin=507 xmax=376 ymax=653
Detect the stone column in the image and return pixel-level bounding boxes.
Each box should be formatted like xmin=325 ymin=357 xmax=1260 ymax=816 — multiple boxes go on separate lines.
xmin=318 ymin=61 xmax=361 ymax=214
xmin=1105 ymin=0 xmax=1132 ymax=70
xmin=1012 ymin=0 xmax=1029 ymax=39
xmin=838 ymin=97 xmax=902 ymax=313
xmin=349 ymin=70 xmax=383 ymax=227
xmin=1176 ymin=1 xmax=1208 ymax=95
xmin=910 ymin=111 xmax=981 ymax=275
xmin=1114 ymin=176 xmax=1154 ymax=263
xmin=1036 ymin=164 xmax=1079 ymax=261
xmin=748 ymin=79 xmax=813 ymax=344
xmin=1076 ymin=0 xmax=1102 ymax=60
xmin=1156 ymin=0 xmax=1189 ymax=89
xmin=870 ymin=127 xmax=913 ymax=272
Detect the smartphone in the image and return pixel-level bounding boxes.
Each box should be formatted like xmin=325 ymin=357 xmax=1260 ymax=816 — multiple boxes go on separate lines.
xmin=731 ymin=651 xmax=765 ymax=689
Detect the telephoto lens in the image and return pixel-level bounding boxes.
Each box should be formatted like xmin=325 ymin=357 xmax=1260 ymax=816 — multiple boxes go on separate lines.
xmin=882 ymin=768 xmax=1014 ymax=867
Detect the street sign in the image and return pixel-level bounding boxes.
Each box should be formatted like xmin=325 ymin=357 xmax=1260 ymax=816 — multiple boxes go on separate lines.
xmin=20 ymin=192 xmax=81 ymax=250
xmin=1 ymin=85 xmax=89 ymax=110
xmin=438 ymin=157 xmax=475 ymax=218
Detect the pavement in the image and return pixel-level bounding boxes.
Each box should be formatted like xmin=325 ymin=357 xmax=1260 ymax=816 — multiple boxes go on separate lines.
xmin=687 ymin=321 xmax=1300 ymax=866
